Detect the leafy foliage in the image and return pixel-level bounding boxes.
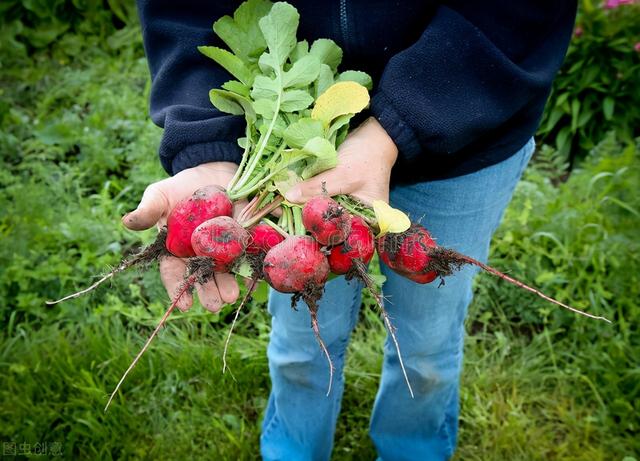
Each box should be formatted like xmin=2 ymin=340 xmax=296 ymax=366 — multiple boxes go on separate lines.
xmin=539 ymin=0 xmax=640 ymax=164
xmin=0 ymin=0 xmax=139 ymax=67
xmin=201 ymin=1 xmax=372 ymax=209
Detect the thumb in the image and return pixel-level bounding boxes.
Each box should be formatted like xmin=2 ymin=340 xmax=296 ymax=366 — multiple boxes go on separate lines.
xmin=122 ymin=184 xmax=168 ymax=231
xmin=285 ymin=168 xmax=353 ymax=204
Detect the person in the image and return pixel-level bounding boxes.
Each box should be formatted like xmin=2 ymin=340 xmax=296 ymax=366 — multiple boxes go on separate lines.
xmin=126 ymin=1 xmax=577 ymax=459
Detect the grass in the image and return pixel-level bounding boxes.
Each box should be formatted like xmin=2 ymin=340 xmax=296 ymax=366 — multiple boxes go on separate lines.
xmin=1 ymin=22 xmax=638 ymax=461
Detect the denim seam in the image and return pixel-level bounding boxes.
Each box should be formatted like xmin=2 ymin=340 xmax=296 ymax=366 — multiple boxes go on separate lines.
xmin=436 ymin=344 xmax=463 ymax=457
xmin=262 ymin=407 xmax=279 ymax=439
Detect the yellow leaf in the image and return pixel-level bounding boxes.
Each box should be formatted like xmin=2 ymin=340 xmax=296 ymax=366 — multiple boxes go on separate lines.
xmin=372 ymin=200 xmax=411 ymax=237
xmin=311 ymin=81 xmax=369 ymax=126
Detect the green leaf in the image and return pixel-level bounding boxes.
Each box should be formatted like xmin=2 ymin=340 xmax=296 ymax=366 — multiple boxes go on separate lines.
xmin=283 ymin=118 xmax=324 ymax=148
xmin=556 ymin=126 xmax=571 ymax=154
xmin=209 ymin=90 xmax=243 ymax=115
xmin=258 ymin=2 xmax=299 ymax=71
xmin=570 ymin=99 xmax=580 ymax=133
xmin=222 ymin=80 xmax=250 ymax=97
xmin=554 ymin=92 xmax=569 ymax=107
xmin=335 ymin=124 xmax=349 ymax=147
xmin=314 ymin=64 xmax=334 ymax=98
xmin=254 ymin=98 xmax=276 ymax=119
xmin=280 ymin=89 xmax=314 ymax=112
xmin=603 ymin=97 xmax=615 ymax=121
xmin=209 ymin=89 xmax=256 ymax=120
xmin=273 ymin=169 xmax=304 ymax=195
xmin=282 ymin=55 xmax=321 ymax=88
xmin=300 ymin=137 xmax=337 ymax=179
xmin=21 ymin=18 xmax=69 ymax=48
xmin=309 ymin=38 xmax=343 ymax=70
xmin=327 ymin=113 xmax=354 ymax=139
xmin=336 ymin=70 xmax=373 ymax=90
xmin=271 ymin=114 xmax=291 ymax=138
xmin=290 ymin=40 xmax=309 ymax=62
xmin=197 ymin=46 xmax=255 ymax=86
xmin=543 ymin=107 xmax=564 ymax=134
xmin=213 ymin=0 xmax=272 ymax=63
xmin=251 ymin=75 xmax=280 ymax=99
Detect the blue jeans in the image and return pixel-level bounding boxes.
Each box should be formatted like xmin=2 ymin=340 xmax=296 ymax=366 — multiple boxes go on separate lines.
xmin=261 ymin=139 xmax=535 ymax=461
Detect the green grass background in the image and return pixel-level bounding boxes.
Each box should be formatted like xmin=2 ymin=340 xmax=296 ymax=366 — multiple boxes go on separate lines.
xmin=1 ymin=13 xmax=639 ymax=461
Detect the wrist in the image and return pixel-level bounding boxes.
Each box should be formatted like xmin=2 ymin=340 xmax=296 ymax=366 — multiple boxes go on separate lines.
xmin=363 ymin=117 xmax=398 ymax=168
xmin=199 ymin=161 xmax=238 ymax=175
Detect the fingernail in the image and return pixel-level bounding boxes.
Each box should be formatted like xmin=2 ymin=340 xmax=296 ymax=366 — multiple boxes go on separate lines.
xmin=121 ymin=210 xmax=135 ymax=223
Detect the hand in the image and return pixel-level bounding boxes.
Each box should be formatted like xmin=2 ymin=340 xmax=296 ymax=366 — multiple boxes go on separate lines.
xmin=122 ymin=162 xmax=243 ymax=313
xmin=284 ymin=117 xmax=398 ymax=205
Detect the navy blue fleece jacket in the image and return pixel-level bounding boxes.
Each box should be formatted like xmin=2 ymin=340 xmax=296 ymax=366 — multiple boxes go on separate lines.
xmin=137 ymin=0 xmax=576 ymax=182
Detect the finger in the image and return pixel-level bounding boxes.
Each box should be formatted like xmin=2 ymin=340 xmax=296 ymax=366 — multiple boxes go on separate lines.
xmin=122 ymin=183 xmax=169 ymax=231
xmin=284 ymin=169 xmax=355 ymax=204
xmin=159 ymin=256 xmax=193 ymax=311
xmin=215 ymin=272 xmax=240 ymax=304
xmin=232 ymin=199 xmax=249 ymax=220
xmin=195 ymin=278 xmax=223 ymax=313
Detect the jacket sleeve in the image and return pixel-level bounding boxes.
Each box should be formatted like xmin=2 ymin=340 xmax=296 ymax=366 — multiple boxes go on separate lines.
xmin=137 ymin=0 xmax=245 ymax=175
xmin=369 ymin=1 xmax=577 ymax=162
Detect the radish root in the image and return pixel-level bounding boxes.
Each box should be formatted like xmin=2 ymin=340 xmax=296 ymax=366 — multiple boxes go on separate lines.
xmin=104 ymin=271 xmax=197 ymax=412
xmin=47 ymin=228 xmax=168 ymax=305
xmin=222 ymin=278 xmax=258 ymax=373
xmin=291 ymin=284 xmax=334 ymax=396
xmin=427 ymin=248 xmax=612 ymax=323
xmin=352 ymin=259 xmax=415 ymax=399
xmin=309 ymin=308 xmax=334 ymax=397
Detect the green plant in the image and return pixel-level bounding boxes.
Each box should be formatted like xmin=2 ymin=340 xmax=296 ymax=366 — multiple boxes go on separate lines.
xmin=0 ymin=0 xmax=139 ymax=66
xmin=538 ymin=0 xmax=640 ymax=164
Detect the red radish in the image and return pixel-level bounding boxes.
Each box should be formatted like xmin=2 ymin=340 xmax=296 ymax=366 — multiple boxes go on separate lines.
xmin=405 ymin=271 xmax=438 ymax=284
xmin=263 ymin=234 xmax=333 ymax=395
xmin=263 ymin=236 xmax=329 ymax=293
xmin=191 ymin=216 xmax=249 ymax=272
xmin=377 ymin=223 xmax=609 ymax=322
xmin=302 ymin=196 xmax=352 ymax=246
xmin=377 ymin=224 xmax=438 ymax=283
xmin=328 ymin=216 xmax=375 ymax=274
xmin=247 ymin=223 xmax=285 ymax=254
xmin=166 ymin=185 xmax=233 ymax=258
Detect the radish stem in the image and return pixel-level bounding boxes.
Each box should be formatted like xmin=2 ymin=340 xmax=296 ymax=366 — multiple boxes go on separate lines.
xmin=227 ymin=124 xmax=253 ymax=191
xmin=262 ymin=218 xmax=290 ymax=238
xmin=241 ymin=196 xmax=284 ymax=228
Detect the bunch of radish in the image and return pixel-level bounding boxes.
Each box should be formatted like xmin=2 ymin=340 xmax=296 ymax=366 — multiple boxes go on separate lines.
xmin=50 ymin=183 xmax=610 ymax=409
xmin=48 ymin=0 xmax=610 ymax=410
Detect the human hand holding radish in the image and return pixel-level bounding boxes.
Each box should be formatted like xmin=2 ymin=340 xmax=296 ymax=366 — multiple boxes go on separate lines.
xmin=49 ymin=1 xmax=610 ymax=413
xmin=285 ymin=117 xmax=398 ymax=205
xmin=122 ymin=161 xmax=244 ymax=312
